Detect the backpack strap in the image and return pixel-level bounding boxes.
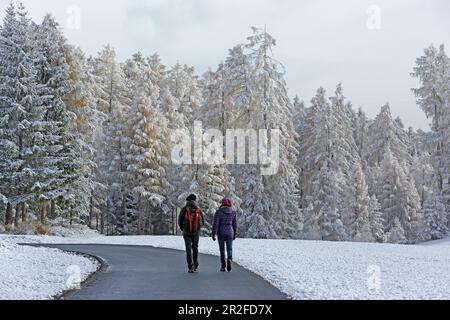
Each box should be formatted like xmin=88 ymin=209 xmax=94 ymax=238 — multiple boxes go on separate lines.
xmin=185 ymin=207 xmax=193 ymax=232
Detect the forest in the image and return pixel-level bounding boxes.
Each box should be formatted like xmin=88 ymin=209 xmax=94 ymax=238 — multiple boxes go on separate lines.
xmin=0 ymin=3 xmax=449 ymax=244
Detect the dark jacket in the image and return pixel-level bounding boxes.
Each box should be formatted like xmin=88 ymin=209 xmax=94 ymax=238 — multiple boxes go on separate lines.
xmin=212 ymin=206 xmax=237 ymax=239
xmin=178 ymin=200 xmax=205 ymax=236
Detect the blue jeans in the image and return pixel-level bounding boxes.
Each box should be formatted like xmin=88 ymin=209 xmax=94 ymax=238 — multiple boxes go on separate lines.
xmin=218 ymin=236 xmax=233 ymax=266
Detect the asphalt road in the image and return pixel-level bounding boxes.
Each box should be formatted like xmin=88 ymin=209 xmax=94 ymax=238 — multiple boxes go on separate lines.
xmin=39 ymin=244 xmax=287 ymax=300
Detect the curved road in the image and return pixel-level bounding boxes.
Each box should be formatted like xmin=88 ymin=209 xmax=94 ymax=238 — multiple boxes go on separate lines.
xmin=40 ymin=244 xmax=287 ymax=300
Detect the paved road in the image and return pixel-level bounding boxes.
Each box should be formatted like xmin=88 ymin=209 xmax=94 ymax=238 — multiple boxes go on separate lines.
xmin=39 ymin=244 xmax=287 ymax=300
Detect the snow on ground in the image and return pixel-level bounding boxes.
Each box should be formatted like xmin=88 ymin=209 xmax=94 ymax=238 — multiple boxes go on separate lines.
xmin=418 ymin=235 xmax=450 ymax=247
xmin=0 ymin=237 xmax=99 ymax=300
xmin=6 ymin=234 xmax=450 ymax=300
xmin=48 ymin=223 xmax=101 ymax=238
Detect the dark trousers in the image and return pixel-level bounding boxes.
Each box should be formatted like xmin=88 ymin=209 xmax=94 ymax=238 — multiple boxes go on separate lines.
xmin=183 ymin=233 xmax=200 ymax=268
xmin=218 ymin=236 xmax=233 ymax=266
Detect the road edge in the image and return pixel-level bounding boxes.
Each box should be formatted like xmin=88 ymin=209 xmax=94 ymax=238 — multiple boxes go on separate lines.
xmin=54 ymin=249 xmax=108 ymax=300
xmin=18 ymin=244 xmax=109 ymax=301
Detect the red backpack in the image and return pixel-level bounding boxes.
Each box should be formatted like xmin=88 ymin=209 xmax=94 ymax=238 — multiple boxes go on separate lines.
xmin=185 ymin=207 xmax=202 ymax=233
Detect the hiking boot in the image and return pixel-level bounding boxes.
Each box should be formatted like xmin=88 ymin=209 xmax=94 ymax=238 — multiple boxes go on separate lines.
xmin=227 ymin=258 xmax=232 ymax=272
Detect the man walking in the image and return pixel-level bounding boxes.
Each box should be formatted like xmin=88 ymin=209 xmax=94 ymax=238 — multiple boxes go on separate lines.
xmin=178 ymin=194 xmax=204 ymax=273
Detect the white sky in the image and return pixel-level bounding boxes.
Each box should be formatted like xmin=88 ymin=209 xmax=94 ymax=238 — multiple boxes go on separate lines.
xmin=1 ymin=0 xmax=449 ymax=130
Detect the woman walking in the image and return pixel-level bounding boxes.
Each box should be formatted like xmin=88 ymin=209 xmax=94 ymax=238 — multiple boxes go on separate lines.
xmin=212 ymin=197 xmax=237 ymax=272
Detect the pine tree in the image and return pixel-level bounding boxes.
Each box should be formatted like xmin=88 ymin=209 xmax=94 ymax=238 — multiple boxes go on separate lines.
xmin=368 ymin=195 xmax=385 ymax=242
xmin=421 ymin=190 xmax=448 ymax=240
xmin=386 ymin=217 xmax=407 ymax=244
xmin=33 ymin=14 xmax=78 ymax=224
xmin=0 ymin=3 xmax=43 ymax=229
xmin=312 ymin=164 xmax=346 ymax=241
xmin=329 ymin=84 xmax=359 ymax=233
xmin=378 ymin=149 xmax=421 ymax=243
xmin=412 ymin=44 xmax=450 ymax=223
xmin=353 ymin=107 xmax=370 ymax=167
xmin=367 ymin=103 xmax=411 ymax=167
xmin=349 ymin=163 xmax=373 ymax=242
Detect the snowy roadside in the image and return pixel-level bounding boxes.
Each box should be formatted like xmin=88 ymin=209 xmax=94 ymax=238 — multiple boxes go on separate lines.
xmin=0 ymin=237 xmax=99 ymax=300
xmin=5 ymin=234 xmax=450 ymax=300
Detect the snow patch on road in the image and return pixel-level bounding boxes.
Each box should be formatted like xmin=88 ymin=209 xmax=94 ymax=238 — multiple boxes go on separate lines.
xmin=0 ymin=237 xmax=99 ymax=300
xmin=6 ymin=234 xmax=450 ymax=300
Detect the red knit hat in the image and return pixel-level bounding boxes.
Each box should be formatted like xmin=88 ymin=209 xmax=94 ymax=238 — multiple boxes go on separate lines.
xmin=220 ymin=197 xmax=232 ymax=207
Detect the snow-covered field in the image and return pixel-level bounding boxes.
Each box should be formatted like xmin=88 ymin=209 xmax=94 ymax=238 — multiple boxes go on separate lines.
xmin=0 ymin=237 xmax=99 ymax=300
xmin=4 ymin=234 xmax=450 ymax=300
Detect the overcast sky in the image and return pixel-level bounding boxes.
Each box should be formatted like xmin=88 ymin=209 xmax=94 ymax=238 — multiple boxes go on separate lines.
xmin=1 ymin=0 xmax=449 ymax=130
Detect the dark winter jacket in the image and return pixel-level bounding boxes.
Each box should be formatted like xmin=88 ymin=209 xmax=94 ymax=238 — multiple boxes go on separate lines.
xmin=212 ymin=206 xmax=237 ymax=239
xmin=178 ymin=201 xmax=205 ymax=236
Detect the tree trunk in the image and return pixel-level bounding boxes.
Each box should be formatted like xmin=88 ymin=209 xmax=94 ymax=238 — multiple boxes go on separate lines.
xmin=101 ymin=203 xmax=106 ymax=234
xmin=172 ymin=208 xmax=175 ymax=235
xmin=123 ymin=194 xmax=127 ymax=235
xmin=40 ymin=203 xmax=47 ymax=225
xmin=46 ymin=203 xmax=51 ymax=220
xmin=135 ymin=199 xmax=141 ymax=235
xmin=50 ymin=200 xmax=56 ymax=219
xmin=14 ymin=203 xmax=21 ymax=229
xmin=5 ymin=203 xmax=13 ymax=232
xmin=96 ymin=205 xmax=99 ymax=231
xmin=21 ymin=203 xmax=27 ymax=224
xmin=89 ymin=194 xmax=93 ymax=229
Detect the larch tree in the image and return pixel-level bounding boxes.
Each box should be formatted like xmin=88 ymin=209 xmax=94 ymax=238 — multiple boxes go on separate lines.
xmin=123 ymin=53 xmax=170 ymax=235
xmin=239 ymin=27 xmax=302 ymax=238
xmin=412 ymin=44 xmax=450 ymax=225
xmin=90 ymin=45 xmax=130 ymax=234
xmin=63 ymin=45 xmax=107 ymax=230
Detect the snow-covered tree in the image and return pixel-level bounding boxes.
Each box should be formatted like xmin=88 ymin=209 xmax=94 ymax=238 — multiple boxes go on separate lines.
xmin=353 ymin=107 xmax=370 ymax=167
xmin=167 ymin=63 xmax=202 ymax=125
xmin=367 ymin=104 xmax=411 ymax=167
xmin=329 ymin=84 xmax=360 ymax=231
xmin=0 ymin=3 xmax=47 ymax=229
xmin=298 ymin=88 xmax=333 ymax=212
xmin=239 ymin=27 xmax=302 ymax=238
xmin=63 ymin=45 xmax=106 ymax=229
xmin=421 ymin=190 xmax=448 ymax=240
xmin=311 ymin=164 xmax=346 ymax=241
xmin=33 ymin=14 xmax=79 ymax=223
xmin=412 ymin=44 xmax=450 ymax=221
xmin=348 ymin=163 xmax=373 ymax=242
xmin=90 ymin=45 xmax=130 ymax=234
xmin=0 ymin=3 xmax=29 ymax=230
xmin=377 ymin=149 xmax=421 ymax=243
xmin=121 ymin=52 xmax=174 ymax=235
xmin=368 ymin=195 xmax=385 ymax=242
xmin=386 ymin=217 xmax=407 ymax=244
